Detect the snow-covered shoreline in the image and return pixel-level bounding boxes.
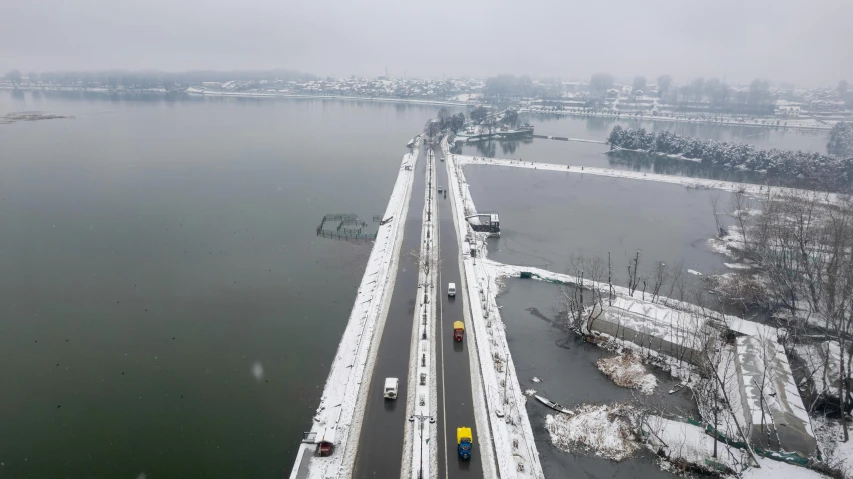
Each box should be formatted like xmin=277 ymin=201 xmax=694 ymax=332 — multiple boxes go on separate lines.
xmin=186 ymin=88 xmax=468 ymax=107
xmin=457 ymin=154 xmax=842 ymax=202
xmin=521 ymin=107 xmax=837 ymax=131
xmin=289 ymin=142 xmax=420 ymax=479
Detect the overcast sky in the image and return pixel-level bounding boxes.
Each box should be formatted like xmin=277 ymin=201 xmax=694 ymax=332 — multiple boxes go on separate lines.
xmin=1 ymin=0 xmax=851 ymax=87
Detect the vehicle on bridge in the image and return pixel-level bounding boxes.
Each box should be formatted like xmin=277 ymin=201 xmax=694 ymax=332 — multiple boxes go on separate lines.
xmin=457 ymin=427 xmax=473 ymax=460
xmin=448 ymin=282 xmax=456 ymax=297
xmin=384 ymin=377 xmax=399 ymax=399
xmin=453 ymin=321 xmax=464 ymax=342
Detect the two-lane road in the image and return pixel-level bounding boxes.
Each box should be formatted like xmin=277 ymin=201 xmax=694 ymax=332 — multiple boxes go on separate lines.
xmin=352 ymin=143 xmax=427 ymax=478
xmin=434 ymin=146 xmax=484 ymax=479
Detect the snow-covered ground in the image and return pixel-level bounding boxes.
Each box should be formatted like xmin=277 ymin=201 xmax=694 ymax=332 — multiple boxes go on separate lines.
xmin=457 ymin=155 xmax=841 ymax=200
xmin=545 ymin=404 xmax=639 ymax=461
xmin=289 ymin=142 xmax=420 ymax=479
xmin=597 ymin=354 xmax=657 ymax=395
xmin=813 ymin=416 xmax=853 ymax=479
xmin=543 ymin=405 xmax=831 ymax=478
xmin=443 ymin=139 xmax=544 ymax=479
xmin=645 ymin=415 xmax=831 ymax=479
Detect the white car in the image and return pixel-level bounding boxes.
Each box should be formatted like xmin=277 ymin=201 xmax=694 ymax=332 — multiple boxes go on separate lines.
xmin=448 ymin=282 xmax=456 ymax=297
xmin=384 ymin=377 xmax=399 ymax=399
xmin=437 ymin=186 xmax=443 ymax=193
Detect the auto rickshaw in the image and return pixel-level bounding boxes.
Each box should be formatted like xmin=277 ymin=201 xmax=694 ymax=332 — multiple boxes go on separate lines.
xmin=453 ymin=321 xmax=464 ymax=342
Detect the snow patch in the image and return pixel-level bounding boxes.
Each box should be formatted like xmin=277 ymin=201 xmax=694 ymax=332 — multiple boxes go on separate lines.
xmin=597 ymin=354 xmax=657 ymax=395
xmin=545 ymin=404 xmax=638 ymax=461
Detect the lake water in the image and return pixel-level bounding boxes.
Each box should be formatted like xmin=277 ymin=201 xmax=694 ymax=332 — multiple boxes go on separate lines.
xmin=498 ymin=279 xmax=698 ymax=479
xmin=458 ymin=113 xmax=828 ymax=183
xmin=0 ymin=91 xmax=787 ymax=479
xmin=0 ymin=91 xmax=443 ymax=478
xmin=466 ymin=165 xmax=735 ymax=279
xmin=528 ymin=113 xmax=829 ymax=153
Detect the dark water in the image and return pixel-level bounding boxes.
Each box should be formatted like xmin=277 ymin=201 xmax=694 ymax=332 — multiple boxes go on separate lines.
xmin=498 ymin=279 xmax=697 ymax=479
xmin=465 ymin=165 xmax=735 ymax=278
xmin=0 ymin=92 xmax=441 ymax=478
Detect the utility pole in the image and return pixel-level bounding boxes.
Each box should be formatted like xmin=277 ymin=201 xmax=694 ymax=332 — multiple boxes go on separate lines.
xmin=409 ymin=413 xmax=435 ymax=479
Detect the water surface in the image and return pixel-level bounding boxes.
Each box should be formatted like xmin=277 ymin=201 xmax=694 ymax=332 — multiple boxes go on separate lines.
xmin=0 ymin=92 xmax=440 ymax=478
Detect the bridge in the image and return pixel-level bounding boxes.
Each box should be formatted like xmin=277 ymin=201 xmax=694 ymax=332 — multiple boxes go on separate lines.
xmin=290 ymin=130 xmax=543 ymax=479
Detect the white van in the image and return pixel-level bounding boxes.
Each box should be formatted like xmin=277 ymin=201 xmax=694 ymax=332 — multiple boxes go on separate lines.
xmin=384 ymin=378 xmax=399 ymax=399
xmin=448 ymin=283 xmax=456 ymax=297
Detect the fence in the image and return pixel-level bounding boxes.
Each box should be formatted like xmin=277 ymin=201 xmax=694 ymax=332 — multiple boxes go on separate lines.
xmin=315 ymin=227 xmax=377 ymax=242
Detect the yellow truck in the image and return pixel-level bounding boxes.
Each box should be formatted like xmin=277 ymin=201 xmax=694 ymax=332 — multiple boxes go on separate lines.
xmin=457 ymin=427 xmax=473 ymax=460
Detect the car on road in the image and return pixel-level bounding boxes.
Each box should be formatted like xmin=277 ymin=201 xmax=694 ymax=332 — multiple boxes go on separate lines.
xmin=384 ymin=377 xmax=399 ymax=399
xmin=448 ymin=282 xmax=456 ymax=297
xmin=437 ymin=185 xmax=443 ymax=193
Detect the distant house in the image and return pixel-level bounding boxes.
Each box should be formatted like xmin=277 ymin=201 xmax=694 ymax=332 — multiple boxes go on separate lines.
xmin=775 ymin=100 xmax=802 ymax=116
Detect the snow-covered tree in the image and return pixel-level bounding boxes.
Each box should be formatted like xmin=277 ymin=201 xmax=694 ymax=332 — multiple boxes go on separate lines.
xmin=827 ymin=122 xmax=853 ymax=157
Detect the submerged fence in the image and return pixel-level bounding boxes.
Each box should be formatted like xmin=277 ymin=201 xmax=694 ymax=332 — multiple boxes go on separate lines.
xmin=316 ymin=213 xmax=379 ymax=242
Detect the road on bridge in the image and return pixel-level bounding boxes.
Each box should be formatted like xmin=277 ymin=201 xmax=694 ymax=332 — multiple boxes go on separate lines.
xmin=352 ymin=141 xmax=427 ymax=478
xmin=434 ymin=145 xmax=484 ymax=478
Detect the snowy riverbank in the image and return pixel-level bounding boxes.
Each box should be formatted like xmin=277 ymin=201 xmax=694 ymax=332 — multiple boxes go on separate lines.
xmin=457 ymin=154 xmax=842 ymax=202
xmin=185 ymin=88 xmax=468 ymax=107
xmin=521 ymin=107 xmax=837 ymax=131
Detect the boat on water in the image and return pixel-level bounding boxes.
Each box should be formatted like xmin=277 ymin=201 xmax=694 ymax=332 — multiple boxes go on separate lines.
xmin=533 ymin=394 xmax=573 ymax=415
xmin=668 ymin=382 xmax=688 ymax=394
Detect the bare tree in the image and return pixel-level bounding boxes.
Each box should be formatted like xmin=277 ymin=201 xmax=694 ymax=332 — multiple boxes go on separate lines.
xmin=651 ymin=262 xmax=667 ymax=302
xmin=710 ymin=194 xmax=726 ymax=238
xmin=408 ymin=248 xmax=442 ymax=276
xmin=627 ymin=251 xmax=641 ymax=297
xmin=732 ymin=189 xmax=853 ymax=441
xmin=729 ymin=187 xmax=751 ymax=257
xmin=561 ymin=256 xmax=606 ymax=335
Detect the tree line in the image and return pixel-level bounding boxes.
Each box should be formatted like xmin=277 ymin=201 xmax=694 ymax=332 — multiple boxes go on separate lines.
xmin=828 ymin=122 xmax=853 ymax=157
xmin=607 ymin=125 xmax=853 ymax=193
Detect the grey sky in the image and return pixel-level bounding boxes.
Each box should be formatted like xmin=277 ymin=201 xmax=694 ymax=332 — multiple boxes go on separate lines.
xmin=2 ymin=0 xmax=851 ymax=86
